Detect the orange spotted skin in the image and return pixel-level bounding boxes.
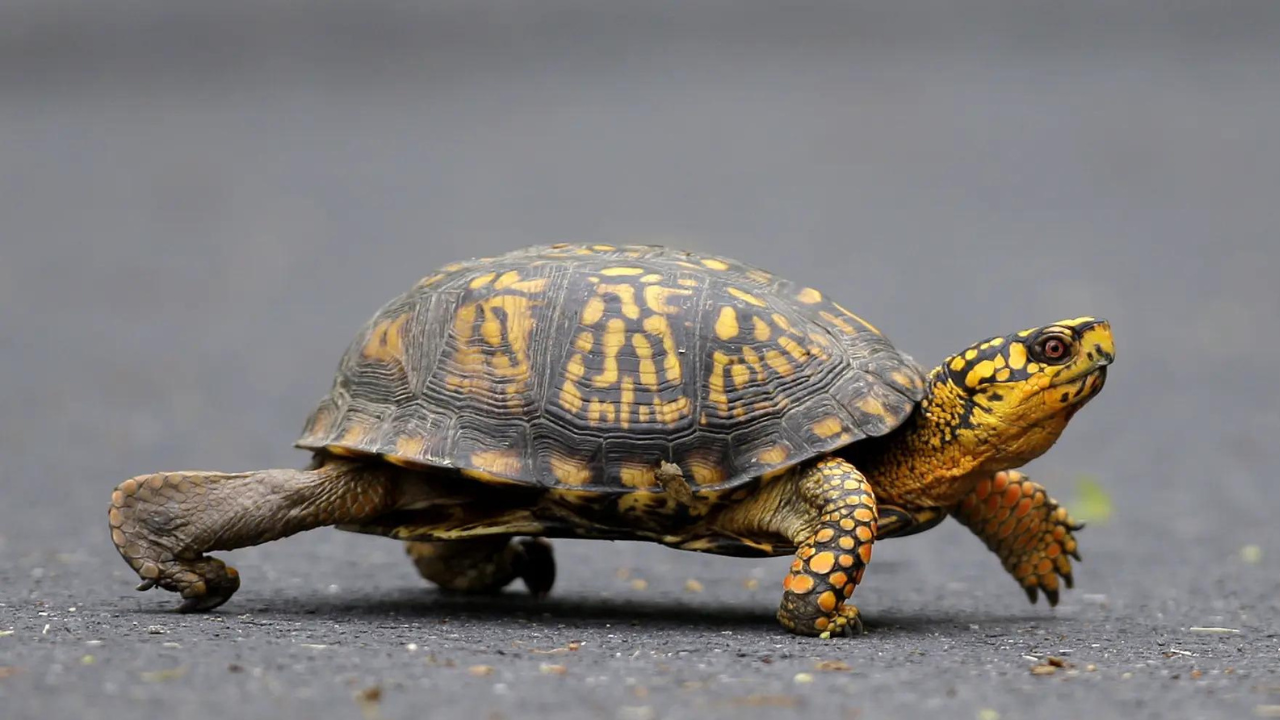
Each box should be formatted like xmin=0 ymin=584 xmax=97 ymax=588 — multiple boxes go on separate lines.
xmin=952 ymin=470 xmax=1082 ymax=605
xmin=776 ymin=458 xmax=877 ymax=637
xmin=107 ymin=242 xmax=1115 ymax=637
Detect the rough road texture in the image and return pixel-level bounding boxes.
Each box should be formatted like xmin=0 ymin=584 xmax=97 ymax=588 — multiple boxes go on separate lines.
xmin=2 ymin=2 xmax=1279 ymax=719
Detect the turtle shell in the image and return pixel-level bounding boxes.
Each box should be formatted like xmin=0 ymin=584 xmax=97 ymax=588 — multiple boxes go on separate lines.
xmin=296 ymin=243 xmax=926 ymax=494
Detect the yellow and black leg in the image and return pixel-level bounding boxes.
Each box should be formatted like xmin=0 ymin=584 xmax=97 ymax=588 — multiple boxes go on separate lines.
xmin=951 ymin=470 xmax=1082 ymax=605
xmin=406 ymin=537 xmax=555 ymax=597
xmin=777 ymin=457 xmax=877 ymax=638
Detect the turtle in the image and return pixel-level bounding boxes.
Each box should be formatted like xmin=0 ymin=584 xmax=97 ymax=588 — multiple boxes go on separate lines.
xmin=108 ymin=243 xmax=1114 ymax=637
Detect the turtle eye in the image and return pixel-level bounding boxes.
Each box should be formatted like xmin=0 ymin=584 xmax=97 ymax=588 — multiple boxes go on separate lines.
xmin=1031 ymin=333 xmax=1073 ymax=365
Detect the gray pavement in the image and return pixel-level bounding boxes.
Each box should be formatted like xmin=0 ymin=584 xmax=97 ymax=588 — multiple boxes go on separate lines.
xmin=2 ymin=2 xmax=1279 ymax=718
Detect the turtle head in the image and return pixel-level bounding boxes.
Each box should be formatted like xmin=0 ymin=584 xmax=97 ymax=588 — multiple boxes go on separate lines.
xmin=931 ymin=317 xmax=1114 ymax=468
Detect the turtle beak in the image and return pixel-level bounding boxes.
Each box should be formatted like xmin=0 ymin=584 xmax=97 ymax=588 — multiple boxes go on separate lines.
xmin=1073 ymin=318 xmax=1115 ymax=370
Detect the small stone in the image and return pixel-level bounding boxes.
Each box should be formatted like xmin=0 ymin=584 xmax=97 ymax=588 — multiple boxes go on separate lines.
xmin=743 ymin=578 xmax=760 ymax=591
xmin=814 ymin=659 xmax=851 ymax=672
xmin=629 ymin=579 xmax=649 ymax=591
xmin=1241 ymin=545 xmax=1264 ymax=564
xmin=145 ymin=626 xmax=167 ymax=635
xmin=684 ymin=579 xmax=704 ymax=593
xmin=1189 ymin=627 xmax=1240 ymax=634
xmin=469 ymin=665 xmax=494 ymax=677
xmin=540 ymin=664 xmax=568 ymax=675
xmin=1085 ymin=664 xmax=1097 ymax=672
xmin=405 ymin=643 xmax=419 ymax=652
xmin=793 ymin=672 xmax=815 ymax=684
xmin=1030 ymin=665 xmax=1057 ymax=676
xmin=80 ymin=655 xmax=95 ymax=665
xmin=977 ymin=710 xmax=1001 ymax=720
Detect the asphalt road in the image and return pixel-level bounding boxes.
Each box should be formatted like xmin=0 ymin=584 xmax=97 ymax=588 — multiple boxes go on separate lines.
xmin=2 ymin=3 xmax=1279 ymax=718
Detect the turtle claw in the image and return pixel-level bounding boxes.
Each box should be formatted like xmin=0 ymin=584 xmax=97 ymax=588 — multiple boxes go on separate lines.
xmin=1025 ymin=585 xmax=1039 ymax=604
xmin=135 ymin=579 xmax=158 ymax=592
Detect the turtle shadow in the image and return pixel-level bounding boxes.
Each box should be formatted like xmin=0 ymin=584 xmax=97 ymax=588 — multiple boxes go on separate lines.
xmin=220 ymin=587 xmax=1057 ymax=637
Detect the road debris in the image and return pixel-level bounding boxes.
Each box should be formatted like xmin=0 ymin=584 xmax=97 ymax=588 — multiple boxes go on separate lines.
xmin=684 ymin=579 xmax=704 ymax=593
xmin=140 ymin=666 xmax=189 ymax=682
xmin=354 ymin=685 xmax=383 ymax=720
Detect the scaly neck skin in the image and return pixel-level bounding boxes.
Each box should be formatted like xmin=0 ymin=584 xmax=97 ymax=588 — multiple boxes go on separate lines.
xmin=852 ymin=371 xmax=1066 ymax=509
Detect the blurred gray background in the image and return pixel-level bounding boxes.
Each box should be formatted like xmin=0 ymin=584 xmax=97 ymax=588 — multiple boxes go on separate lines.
xmin=1 ymin=2 xmax=1278 ymax=719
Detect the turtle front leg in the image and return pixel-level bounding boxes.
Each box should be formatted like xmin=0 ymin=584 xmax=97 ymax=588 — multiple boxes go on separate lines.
xmin=406 ymin=537 xmax=556 ymax=597
xmin=713 ymin=457 xmax=878 ymax=637
xmin=951 ymin=470 xmax=1083 ymax=605
xmin=774 ymin=458 xmax=878 ymax=637
xmin=109 ymin=460 xmax=397 ymax=611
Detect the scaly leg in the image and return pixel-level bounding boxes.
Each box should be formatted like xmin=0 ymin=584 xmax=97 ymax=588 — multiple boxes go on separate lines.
xmin=713 ymin=456 xmax=879 ymax=638
xmin=109 ymin=459 xmax=398 ymax=611
xmin=406 ymin=537 xmax=556 ymax=597
xmin=951 ymin=470 xmax=1082 ymax=605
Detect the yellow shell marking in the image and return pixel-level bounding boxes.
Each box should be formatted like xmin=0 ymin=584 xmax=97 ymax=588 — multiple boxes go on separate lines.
xmin=684 ymin=457 xmax=724 ymax=486
xmin=752 ymin=316 xmax=771 ymax=341
xmin=819 ymin=310 xmax=856 ymax=335
xmin=471 ymin=449 xmax=523 ymax=478
xmin=362 ymin=315 xmax=408 ymax=364
xmin=708 ymin=351 xmax=731 ymax=410
xmin=600 ymin=266 xmax=645 ymax=276
xmin=772 ymin=313 xmax=794 ymax=333
xmin=758 ymin=445 xmax=789 ymax=465
xmin=778 ymin=335 xmax=809 ymax=363
xmin=642 ymin=315 xmax=682 ymax=384
xmin=700 ymin=258 xmax=730 ymax=271
xmin=644 ymin=285 xmax=691 ymax=314
xmin=728 ymin=287 xmax=767 ymax=307
xmin=468 ymin=272 xmax=497 ymax=289
xmin=631 ymin=334 xmax=660 ymax=388
xmin=832 ymin=302 xmax=880 ymax=334
xmin=394 ymin=436 xmax=427 ymax=459
xmin=640 ymin=273 xmax=664 ymax=283
xmin=796 ymin=287 xmax=822 ymax=304
xmin=729 ymin=363 xmax=752 ymax=388
xmin=619 ymin=377 xmax=636 ymax=429
xmin=596 ymin=283 xmax=641 ymax=319
xmin=811 ymin=416 xmax=844 ymax=439
xmin=661 ymin=397 xmax=691 ymax=425
xmin=592 ymin=317 xmax=628 ymax=388
xmin=549 ymin=455 xmax=593 ymax=486
xmin=619 ymin=464 xmax=658 ymax=489
xmin=581 ymin=296 xmax=606 ymax=325
xmin=764 ymin=349 xmax=795 ymax=377
xmin=715 ymin=306 xmax=740 ymax=340
xmin=677 ymin=277 xmax=700 ymax=287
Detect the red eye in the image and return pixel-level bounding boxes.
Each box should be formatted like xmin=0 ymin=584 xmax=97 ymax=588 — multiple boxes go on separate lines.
xmin=1032 ymin=334 xmax=1072 ymax=364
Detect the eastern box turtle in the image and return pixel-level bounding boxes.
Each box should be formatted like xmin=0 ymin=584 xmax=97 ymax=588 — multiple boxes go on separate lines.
xmin=110 ymin=243 xmax=1114 ymax=637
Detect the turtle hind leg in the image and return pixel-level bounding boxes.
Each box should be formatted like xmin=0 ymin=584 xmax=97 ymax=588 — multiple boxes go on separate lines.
xmin=109 ymin=459 xmax=397 ymax=612
xmin=406 ymin=538 xmax=556 ymax=598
